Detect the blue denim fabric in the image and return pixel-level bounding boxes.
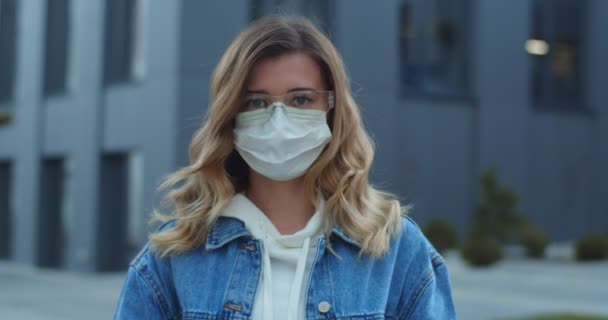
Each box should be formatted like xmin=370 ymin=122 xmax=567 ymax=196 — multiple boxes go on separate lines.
xmin=114 ymin=216 xmax=456 ymax=319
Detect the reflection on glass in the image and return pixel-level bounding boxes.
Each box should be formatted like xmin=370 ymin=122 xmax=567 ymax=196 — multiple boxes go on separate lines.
xmin=525 ymin=39 xmax=550 ymax=56
xmin=398 ymin=0 xmax=469 ymax=98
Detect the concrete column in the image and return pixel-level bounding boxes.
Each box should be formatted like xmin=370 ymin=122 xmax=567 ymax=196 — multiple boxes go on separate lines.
xmin=333 ymin=0 xmax=400 ymax=186
xmin=64 ymin=0 xmax=105 ymax=271
xmin=12 ymin=0 xmax=46 ymax=265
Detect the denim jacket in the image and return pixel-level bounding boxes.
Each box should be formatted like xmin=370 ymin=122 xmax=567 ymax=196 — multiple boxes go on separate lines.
xmin=114 ymin=216 xmax=456 ymax=319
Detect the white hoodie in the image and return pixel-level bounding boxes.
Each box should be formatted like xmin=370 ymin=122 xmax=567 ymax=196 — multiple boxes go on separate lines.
xmin=221 ymin=193 xmax=324 ymax=320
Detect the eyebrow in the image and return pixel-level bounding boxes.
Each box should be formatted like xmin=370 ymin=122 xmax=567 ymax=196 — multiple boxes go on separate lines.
xmin=245 ymin=87 xmax=318 ymax=95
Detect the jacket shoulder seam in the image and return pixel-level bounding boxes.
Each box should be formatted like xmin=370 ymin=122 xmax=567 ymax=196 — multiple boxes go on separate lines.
xmin=131 ymin=265 xmax=175 ymax=320
xmin=400 ymin=267 xmax=434 ymax=320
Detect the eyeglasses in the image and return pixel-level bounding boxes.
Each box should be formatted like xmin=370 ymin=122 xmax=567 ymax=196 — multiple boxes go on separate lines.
xmin=240 ymin=90 xmax=334 ymax=112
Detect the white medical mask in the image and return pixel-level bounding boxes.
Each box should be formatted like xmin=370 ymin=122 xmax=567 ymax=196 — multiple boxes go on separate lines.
xmin=233 ymin=102 xmax=332 ymax=181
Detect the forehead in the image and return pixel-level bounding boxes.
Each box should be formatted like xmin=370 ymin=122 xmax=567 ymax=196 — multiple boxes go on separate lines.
xmin=246 ymin=52 xmax=325 ymax=94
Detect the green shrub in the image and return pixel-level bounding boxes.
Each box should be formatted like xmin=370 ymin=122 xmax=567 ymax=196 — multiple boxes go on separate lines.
xmin=0 ymin=112 xmax=12 ymax=126
xmin=461 ymin=236 xmax=503 ymax=267
xmin=424 ymin=218 xmax=459 ymax=253
xmin=519 ymin=225 xmax=550 ymax=258
xmin=575 ymin=234 xmax=608 ymax=261
xmin=472 ymin=168 xmax=525 ymax=243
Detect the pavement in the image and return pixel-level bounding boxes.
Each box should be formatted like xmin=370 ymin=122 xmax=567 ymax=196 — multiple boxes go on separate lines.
xmin=0 ymin=263 xmax=124 ymax=320
xmin=446 ymin=251 xmax=608 ymax=319
xmin=1 ymin=249 xmax=607 ymax=320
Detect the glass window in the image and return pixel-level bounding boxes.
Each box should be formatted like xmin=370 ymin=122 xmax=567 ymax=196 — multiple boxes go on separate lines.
xmin=103 ymin=0 xmax=137 ymax=86
xmin=38 ymin=158 xmax=67 ymax=268
xmin=0 ymin=161 xmax=12 ymax=259
xmin=98 ymin=153 xmax=130 ymax=271
xmin=529 ymin=0 xmax=586 ymax=109
xmin=44 ymin=0 xmax=70 ymax=96
xmin=250 ymin=0 xmax=331 ymax=35
xmin=127 ymin=152 xmax=144 ymax=251
xmin=0 ymin=0 xmax=18 ymax=103
xmin=398 ymin=0 xmax=470 ymax=98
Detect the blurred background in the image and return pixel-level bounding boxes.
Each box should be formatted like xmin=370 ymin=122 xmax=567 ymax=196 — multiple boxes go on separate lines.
xmin=0 ymin=0 xmax=607 ymax=319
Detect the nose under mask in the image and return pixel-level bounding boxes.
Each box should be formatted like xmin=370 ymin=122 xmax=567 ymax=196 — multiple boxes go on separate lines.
xmin=233 ymin=103 xmax=332 ymax=181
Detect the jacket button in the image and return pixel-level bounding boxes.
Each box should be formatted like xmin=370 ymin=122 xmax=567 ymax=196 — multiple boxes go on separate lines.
xmin=317 ymin=301 xmax=331 ymax=313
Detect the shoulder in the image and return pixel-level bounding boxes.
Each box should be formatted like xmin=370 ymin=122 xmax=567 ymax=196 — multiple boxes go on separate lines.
xmin=130 ymin=219 xmax=177 ymax=268
xmin=389 ymin=215 xmax=448 ymax=298
xmin=398 ymin=215 xmax=426 ymax=244
xmin=389 ymin=216 xmax=455 ymax=318
xmin=127 ymin=220 xmax=178 ymax=294
xmin=117 ymin=221 xmax=182 ymax=319
xmin=394 ymin=215 xmax=444 ymax=267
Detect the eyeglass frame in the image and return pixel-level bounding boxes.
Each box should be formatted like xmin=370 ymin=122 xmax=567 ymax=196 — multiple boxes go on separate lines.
xmin=239 ymin=89 xmax=335 ymax=112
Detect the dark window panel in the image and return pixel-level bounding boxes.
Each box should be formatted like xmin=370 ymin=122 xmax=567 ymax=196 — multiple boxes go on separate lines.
xmin=44 ymin=0 xmax=70 ymax=96
xmin=37 ymin=158 xmax=66 ymax=268
xmin=398 ymin=0 xmax=470 ymax=98
xmin=0 ymin=0 xmax=18 ymax=103
xmin=530 ymin=0 xmax=587 ymax=109
xmin=97 ymin=153 xmax=129 ymax=271
xmin=0 ymin=161 xmax=12 ymax=259
xmin=103 ymin=0 xmax=136 ymax=86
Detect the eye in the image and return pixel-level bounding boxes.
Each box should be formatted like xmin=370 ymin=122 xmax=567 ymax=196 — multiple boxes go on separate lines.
xmin=244 ymin=98 xmax=268 ymax=110
xmin=291 ymin=94 xmax=314 ymax=107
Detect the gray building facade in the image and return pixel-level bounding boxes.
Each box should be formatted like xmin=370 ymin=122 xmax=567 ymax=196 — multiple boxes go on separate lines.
xmin=0 ymin=0 xmax=607 ymax=271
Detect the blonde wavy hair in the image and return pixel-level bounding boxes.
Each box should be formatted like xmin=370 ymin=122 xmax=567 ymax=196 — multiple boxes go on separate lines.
xmin=150 ymin=16 xmax=408 ymax=257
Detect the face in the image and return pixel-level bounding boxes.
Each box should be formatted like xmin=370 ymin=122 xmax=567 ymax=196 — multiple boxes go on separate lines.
xmin=234 ymin=52 xmax=333 ymax=183
xmin=242 ymin=52 xmax=329 ymax=112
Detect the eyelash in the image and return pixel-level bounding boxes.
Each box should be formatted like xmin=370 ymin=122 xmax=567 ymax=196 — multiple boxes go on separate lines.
xmin=292 ymin=95 xmax=313 ymax=104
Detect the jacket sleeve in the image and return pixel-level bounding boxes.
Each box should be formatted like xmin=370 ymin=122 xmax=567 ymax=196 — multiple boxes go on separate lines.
xmin=406 ymin=259 xmax=457 ymax=319
xmin=114 ymin=266 xmax=172 ymax=320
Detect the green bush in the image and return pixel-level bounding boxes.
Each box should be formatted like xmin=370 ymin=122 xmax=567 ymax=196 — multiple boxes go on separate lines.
xmin=461 ymin=236 xmax=503 ymax=267
xmin=0 ymin=112 xmax=12 ymax=126
xmin=424 ymin=218 xmax=459 ymax=253
xmin=471 ymin=168 xmax=525 ymax=243
xmin=519 ymin=225 xmax=550 ymax=258
xmin=575 ymin=234 xmax=608 ymax=262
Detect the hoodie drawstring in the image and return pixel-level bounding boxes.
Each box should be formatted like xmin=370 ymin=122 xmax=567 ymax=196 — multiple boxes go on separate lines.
xmin=261 ymin=237 xmax=311 ymax=320
xmin=262 ymin=244 xmax=274 ymax=320
xmin=287 ymin=237 xmax=310 ymax=320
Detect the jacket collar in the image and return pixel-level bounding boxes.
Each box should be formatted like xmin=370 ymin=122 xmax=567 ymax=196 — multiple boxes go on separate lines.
xmin=330 ymin=224 xmax=362 ymax=248
xmin=205 ymin=216 xmax=362 ymax=250
xmin=205 ymin=217 xmax=252 ymax=250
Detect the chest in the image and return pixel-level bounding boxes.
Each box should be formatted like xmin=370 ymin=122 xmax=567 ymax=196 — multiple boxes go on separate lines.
xmin=170 ymin=238 xmax=404 ymax=320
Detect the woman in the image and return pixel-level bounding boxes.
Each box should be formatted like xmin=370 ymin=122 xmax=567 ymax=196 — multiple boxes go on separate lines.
xmin=115 ymin=16 xmax=456 ymax=320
